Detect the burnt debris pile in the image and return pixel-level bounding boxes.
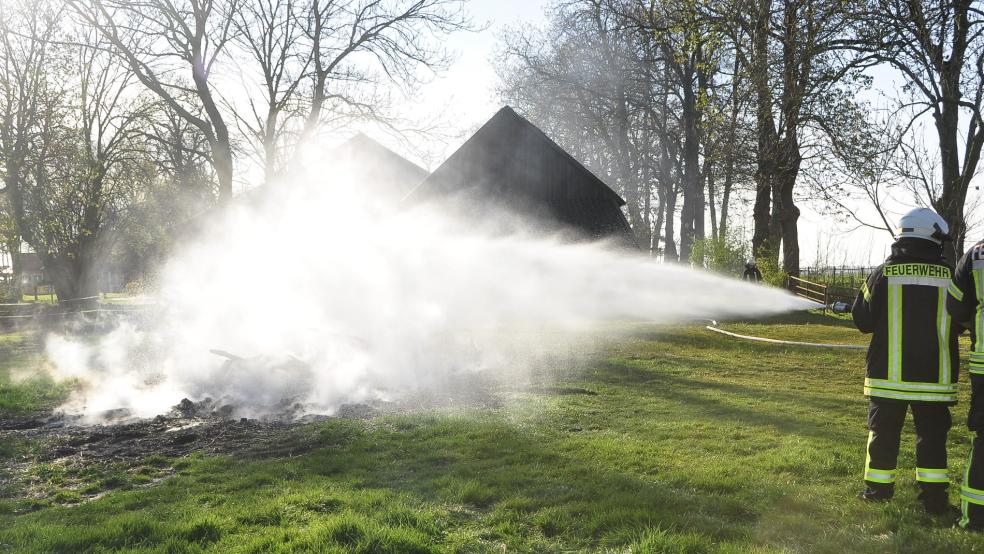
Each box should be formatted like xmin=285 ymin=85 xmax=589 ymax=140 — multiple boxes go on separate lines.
xmin=1 ymin=396 xmax=377 ymax=468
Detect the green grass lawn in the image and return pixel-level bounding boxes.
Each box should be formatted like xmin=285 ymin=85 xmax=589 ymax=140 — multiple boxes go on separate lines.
xmin=19 ymin=293 xmax=57 ymax=304
xmin=16 ymin=292 xmax=145 ymax=304
xmin=0 ymin=333 xmax=68 ymax=415
xmin=3 ymin=312 xmax=984 ymax=552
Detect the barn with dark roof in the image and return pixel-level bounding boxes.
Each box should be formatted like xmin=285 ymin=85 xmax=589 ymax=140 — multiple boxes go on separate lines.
xmin=403 ymin=106 xmax=637 ymax=248
xmin=331 ymin=132 xmax=429 ymax=204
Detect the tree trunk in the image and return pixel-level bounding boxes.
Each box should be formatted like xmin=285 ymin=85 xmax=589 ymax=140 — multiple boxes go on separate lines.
xmin=49 ymin=169 xmax=105 ymax=305
xmin=706 ymin=157 xmax=717 ymax=240
xmin=935 ymin=76 xmax=968 ymax=262
xmin=751 ymin=178 xmax=772 ymax=259
xmin=679 ymin=76 xmax=702 ymax=263
xmin=651 ymin=181 xmax=662 ymax=255
xmin=191 ymin=44 xmax=233 ymax=203
xmin=663 ymin=183 xmax=679 ymax=261
xmin=263 ymin=105 xmax=281 ymax=185
xmin=42 ymin=240 xmax=102 ymax=305
xmin=720 ymin=161 xmax=733 ymax=240
xmin=774 ymin=0 xmax=806 ymax=277
xmin=613 ymin=84 xmax=645 ymax=246
xmin=720 ymin=52 xmax=741 ymax=241
xmin=750 ymin=0 xmax=777 ymax=261
xmin=5 ymin=238 xmax=20 ymax=299
xmin=775 ymin=163 xmax=801 ymax=276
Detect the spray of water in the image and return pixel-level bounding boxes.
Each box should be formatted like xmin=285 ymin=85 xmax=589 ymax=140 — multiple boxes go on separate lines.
xmin=43 ymin=162 xmax=812 ymax=422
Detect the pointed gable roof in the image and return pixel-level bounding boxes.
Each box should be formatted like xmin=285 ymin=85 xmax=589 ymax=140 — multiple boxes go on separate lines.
xmin=404 ymin=106 xmax=636 ymax=247
xmin=331 ymin=133 xmax=429 ymax=198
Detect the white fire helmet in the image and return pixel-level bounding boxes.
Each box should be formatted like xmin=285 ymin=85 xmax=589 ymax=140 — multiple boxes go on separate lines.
xmin=896 ymin=207 xmax=951 ymax=244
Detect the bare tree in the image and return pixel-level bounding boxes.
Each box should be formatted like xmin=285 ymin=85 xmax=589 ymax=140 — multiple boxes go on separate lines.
xmin=0 ymin=1 xmax=154 ymax=299
xmin=221 ymin=0 xmax=471 ymax=185
xmin=625 ymin=0 xmax=724 ymax=262
xmin=717 ymin=0 xmax=859 ymax=276
xmin=853 ymin=0 xmax=984 ymax=258
xmin=809 ymin=108 xmax=901 ymax=237
xmin=118 ymin=102 xmax=215 ymax=278
xmin=297 ymin=0 xmax=471 ymax=160
xmin=498 ymin=0 xmax=759 ymax=262
xmin=231 ymin=0 xmax=307 ymax=183
xmin=67 ymin=0 xmax=242 ymax=202
xmin=0 ymin=0 xmax=61 ymax=292
xmin=20 ymin=28 xmax=150 ymax=299
xmin=497 ymin=0 xmax=663 ymax=254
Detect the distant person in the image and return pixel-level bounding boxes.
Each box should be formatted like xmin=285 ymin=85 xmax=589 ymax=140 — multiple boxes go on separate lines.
xmin=947 ymin=231 xmax=984 ymax=530
xmin=742 ymin=260 xmax=762 ymax=282
xmin=851 ymin=207 xmax=958 ymax=516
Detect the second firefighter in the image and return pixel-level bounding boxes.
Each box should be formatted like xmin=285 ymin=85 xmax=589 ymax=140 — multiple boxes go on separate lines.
xmin=852 ymin=207 xmax=959 ymax=514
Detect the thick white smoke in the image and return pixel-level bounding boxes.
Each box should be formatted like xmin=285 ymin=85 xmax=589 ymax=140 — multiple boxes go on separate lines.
xmin=45 ymin=163 xmax=812 ymax=422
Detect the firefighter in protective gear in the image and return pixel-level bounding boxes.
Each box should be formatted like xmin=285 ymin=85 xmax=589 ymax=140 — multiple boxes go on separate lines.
xmin=852 ymin=207 xmax=959 ymax=515
xmin=946 ymin=232 xmax=984 ymax=530
xmin=742 ymin=260 xmax=763 ymax=282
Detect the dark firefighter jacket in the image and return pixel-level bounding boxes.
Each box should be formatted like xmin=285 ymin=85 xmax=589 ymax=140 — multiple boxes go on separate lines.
xmin=852 ymin=238 xmax=959 ymax=403
xmin=743 ymin=266 xmax=762 ymax=282
xmin=947 ymin=240 xmax=984 ymax=380
xmin=946 ymin=240 xmax=984 ymax=431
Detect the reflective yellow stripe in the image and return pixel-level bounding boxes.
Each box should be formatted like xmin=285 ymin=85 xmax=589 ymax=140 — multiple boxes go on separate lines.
xmin=865 ymin=471 xmax=897 ymax=484
xmin=962 ymin=487 xmax=984 ymax=505
xmin=863 ymin=378 xmax=956 ymax=393
xmin=862 ymin=279 xmax=871 ymax=302
xmin=888 ymin=284 xmax=902 ymax=381
xmin=865 ymin=431 xmax=897 ymax=483
xmin=962 ymin=441 xmax=974 ymax=528
xmin=949 ymin=281 xmax=965 ymax=301
xmin=863 ymin=387 xmax=957 ymax=402
xmin=975 ymin=269 xmax=984 ymax=352
xmin=938 ymin=285 xmax=951 ymax=385
xmin=916 ymin=468 xmax=949 ymax=483
xmin=888 ymin=276 xmax=951 ymax=287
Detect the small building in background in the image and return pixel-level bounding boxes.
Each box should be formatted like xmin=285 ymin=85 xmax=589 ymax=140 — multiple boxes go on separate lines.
xmin=0 ymin=249 xmax=11 ymax=284
xmin=15 ymin=252 xmax=45 ymax=286
xmin=186 ymin=107 xmax=637 ymax=288
xmin=330 ymin=132 xmax=429 ymax=207
xmin=228 ymin=132 xmax=429 ymax=214
xmin=403 ymin=106 xmax=638 ymax=249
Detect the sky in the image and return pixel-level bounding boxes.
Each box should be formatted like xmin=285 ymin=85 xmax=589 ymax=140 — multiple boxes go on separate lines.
xmin=352 ymin=0 xmax=552 ymax=165
xmin=355 ymin=0 xmax=978 ymax=268
xmin=412 ymin=0 xmax=551 ymax=151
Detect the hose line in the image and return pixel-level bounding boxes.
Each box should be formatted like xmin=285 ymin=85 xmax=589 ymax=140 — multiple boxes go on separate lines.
xmin=704 ymin=322 xmax=866 ymax=350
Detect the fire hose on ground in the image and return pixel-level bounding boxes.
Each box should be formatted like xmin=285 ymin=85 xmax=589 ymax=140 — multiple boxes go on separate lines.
xmin=703 ymin=320 xmax=866 ymax=350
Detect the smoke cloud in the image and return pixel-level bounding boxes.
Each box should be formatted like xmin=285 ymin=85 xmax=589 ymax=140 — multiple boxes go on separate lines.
xmin=44 ymin=163 xmax=811 ymax=422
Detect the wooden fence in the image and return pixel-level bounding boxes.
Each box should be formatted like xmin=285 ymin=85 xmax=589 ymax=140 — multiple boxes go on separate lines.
xmin=0 ymin=298 xmax=152 ymax=332
xmin=796 ymin=266 xmax=878 ymax=308
xmin=787 ymin=275 xmax=829 ymax=311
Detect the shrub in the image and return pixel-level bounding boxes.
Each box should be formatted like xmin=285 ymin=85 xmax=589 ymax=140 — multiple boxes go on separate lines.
xmin=123 ymin=278 xmax=149 ymax=296
xmin=755 ymin=247 xmax=788 ymax=288
xmin=689 ymin=234 xmax=748 ymax=276
xmin=0 ymin=280 xmax=17 ymax=302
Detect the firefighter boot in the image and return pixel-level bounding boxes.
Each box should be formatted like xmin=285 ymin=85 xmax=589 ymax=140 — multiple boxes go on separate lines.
xmin=919 ymin=490 xmax=954 ymax=516
xmin=859 ymin=484 xmax=894 ymax=502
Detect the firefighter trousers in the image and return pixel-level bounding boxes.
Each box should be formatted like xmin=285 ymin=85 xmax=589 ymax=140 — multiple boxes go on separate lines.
xmin=864 ymin=399 xmax=951 ymax=499
xmin=960 ymin=433 xmax=984 ymax=528
xmin=960 ymin=381 xmax=984 ymax=529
